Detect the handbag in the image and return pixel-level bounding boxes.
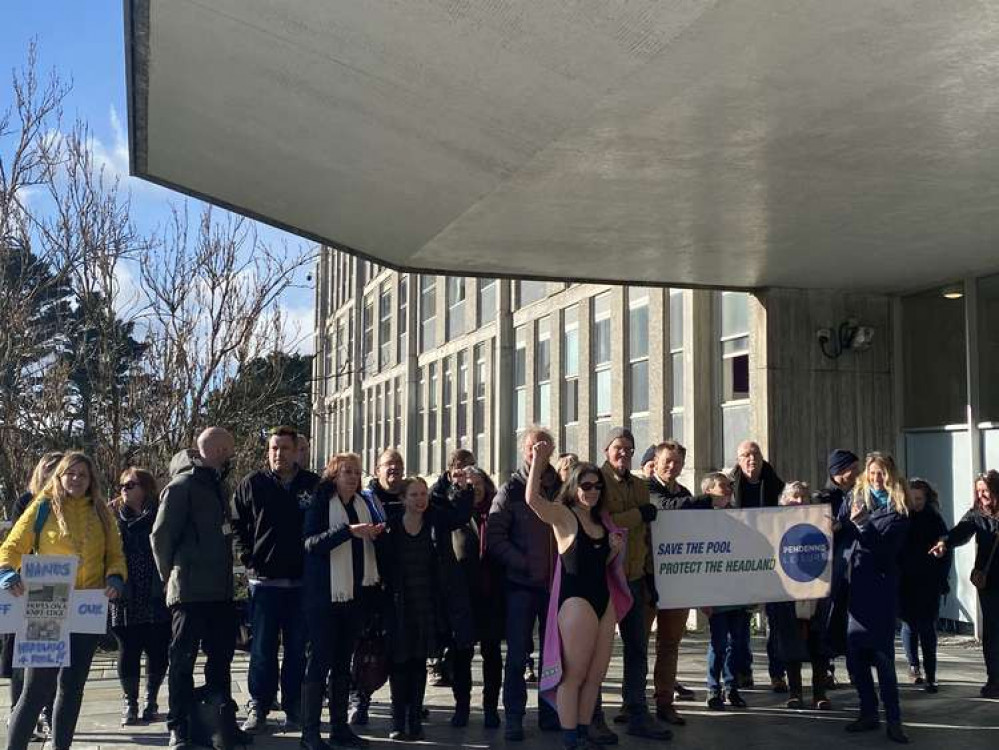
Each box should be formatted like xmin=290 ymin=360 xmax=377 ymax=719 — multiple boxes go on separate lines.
xmin=970 ymin=532 xmax=999 ymax=590
xmin=189 ymin=685 xmax=244 ymax=750
xmin=351 ymin=617 xmax=389 ymax=695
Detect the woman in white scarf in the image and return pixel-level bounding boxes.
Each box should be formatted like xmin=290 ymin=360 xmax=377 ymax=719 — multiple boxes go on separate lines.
xmin=300 ymin=453 xmax=385 ymax=750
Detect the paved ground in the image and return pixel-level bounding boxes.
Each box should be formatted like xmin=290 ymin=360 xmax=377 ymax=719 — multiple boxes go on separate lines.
xmin=0 ymin=633 xmax=996 ymax=750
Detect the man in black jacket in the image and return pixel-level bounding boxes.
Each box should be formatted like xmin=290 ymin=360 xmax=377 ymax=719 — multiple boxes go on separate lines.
xmin=233 ymin=426 xmax=320 ymax=733
xmin=487 ymin=428 xmax=561 ymax=741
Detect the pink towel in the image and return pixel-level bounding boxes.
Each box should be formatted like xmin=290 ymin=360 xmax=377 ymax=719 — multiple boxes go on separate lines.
xmin=540 ymin=512 xmax=633 ymax=707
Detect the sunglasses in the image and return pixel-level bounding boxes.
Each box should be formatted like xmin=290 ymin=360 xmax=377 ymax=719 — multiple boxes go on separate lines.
xmin=119 ymin=481 xmax=138 ymax=491
xmin=579 ymin=482 xmax=604 ymax=492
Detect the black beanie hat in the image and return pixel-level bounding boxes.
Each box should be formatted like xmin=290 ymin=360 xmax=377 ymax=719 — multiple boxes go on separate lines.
xmin=828 ymin=449 xmax=859 ymax=477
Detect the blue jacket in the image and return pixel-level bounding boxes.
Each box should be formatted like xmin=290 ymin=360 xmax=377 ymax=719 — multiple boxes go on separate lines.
xmin=837 ymin=498 xmax=910 ymax=649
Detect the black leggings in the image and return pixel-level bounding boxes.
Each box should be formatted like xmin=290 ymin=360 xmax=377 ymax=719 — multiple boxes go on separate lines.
xmin=112 ymin=622 xmax=171 ymax=685
xmin=389 ymin=658 xmax=427 ymax=729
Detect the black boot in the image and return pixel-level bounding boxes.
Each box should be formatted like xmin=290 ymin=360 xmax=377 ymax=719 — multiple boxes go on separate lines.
xmin=143 ymin=673 xmax=166 ymax=722
xmin=389 ymin=668 xmax=410 ymax=740
xmin=450 ymin=697 xmax=470 ymax=728
xmin=329 ymin=673 xmax=369 ymax=748
xmin=299 ymin=683 xmax=329 ymax=750
xmin=121 ymin=676 xmax=141 ymax=726
xmin=408 ymin=664 xmax=427 ymax=741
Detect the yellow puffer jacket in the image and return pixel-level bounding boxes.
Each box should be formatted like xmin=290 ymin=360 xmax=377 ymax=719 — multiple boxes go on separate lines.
xmin=0 ymin=496 xmax=127 ymax=589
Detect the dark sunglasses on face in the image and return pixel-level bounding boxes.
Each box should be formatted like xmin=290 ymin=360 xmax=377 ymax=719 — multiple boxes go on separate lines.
xmin=579 ymin=482 xmax=603 ymax=492
xmin=120 ymin=481 xmax=138 ymax=491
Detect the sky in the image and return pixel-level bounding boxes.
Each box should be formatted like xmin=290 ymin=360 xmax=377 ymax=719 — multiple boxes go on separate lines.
xmin=0 ymin=1 xmax=316 ymax=353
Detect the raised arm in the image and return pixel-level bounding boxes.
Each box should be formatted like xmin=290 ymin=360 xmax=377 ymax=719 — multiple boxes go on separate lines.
xmin=525 ymin=441 xmax=572 ymax=532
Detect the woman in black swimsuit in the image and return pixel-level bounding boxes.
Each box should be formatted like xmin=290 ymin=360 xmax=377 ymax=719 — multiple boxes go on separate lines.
xmin=526 ymin=441 xmax=624 ymax=750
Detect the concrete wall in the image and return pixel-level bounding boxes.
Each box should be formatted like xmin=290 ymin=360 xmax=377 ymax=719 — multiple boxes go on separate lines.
xmin=750 ymin=288 xmax=896 ymax=488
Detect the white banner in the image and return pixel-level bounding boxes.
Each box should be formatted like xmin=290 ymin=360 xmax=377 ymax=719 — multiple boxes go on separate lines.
xmin=651 ymin=506 xmax=833 ymax=609
xmin=15 ymin=555 xmax=78 ymax=667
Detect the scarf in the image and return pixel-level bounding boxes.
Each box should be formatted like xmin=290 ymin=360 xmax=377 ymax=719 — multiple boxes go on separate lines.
xmin=328 ymin=493 xmax=380 ymax=602
xmin=870 ymin=488 xmax=889 ymax=509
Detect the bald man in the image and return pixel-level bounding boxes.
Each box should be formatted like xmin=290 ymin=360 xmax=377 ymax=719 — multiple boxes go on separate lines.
xmin=152 ymin=427 xmax=238 ymax=750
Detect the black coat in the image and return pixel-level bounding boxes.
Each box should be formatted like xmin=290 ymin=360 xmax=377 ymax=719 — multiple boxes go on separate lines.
xmin=767 ymin=598 xmax=832 ymax=664
xmin=381 ymin=487 xmax=475 ymax=652
xmin=729 ymin=461 xmax=784 ymax=508
xmin=110 ymin=501 xmax=170 ymax=628
xmin=898 ymin=506 xmax=951 ymax=622
xmin=943 ymin=508 xmax=999 ymax=592
xmin=486 ymin=465 xmax=560 ymax=589
xmin=647 ymin=477 xmax=693 ymax=510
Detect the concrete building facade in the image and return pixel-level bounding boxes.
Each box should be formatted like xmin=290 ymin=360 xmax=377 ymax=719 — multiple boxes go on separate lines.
xmin=311 ymin=249 xmax=756 ymax=488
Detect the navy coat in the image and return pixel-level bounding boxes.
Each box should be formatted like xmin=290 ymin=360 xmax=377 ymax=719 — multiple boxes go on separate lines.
xmin=838 ymin=498 xmax=910 ymax=650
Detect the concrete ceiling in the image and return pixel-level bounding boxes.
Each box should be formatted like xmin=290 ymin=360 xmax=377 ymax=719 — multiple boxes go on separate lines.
xmin=126 ymin=0 xmax=999 ymax=292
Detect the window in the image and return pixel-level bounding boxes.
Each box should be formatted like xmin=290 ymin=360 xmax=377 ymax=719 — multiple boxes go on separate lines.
xmin=478 ymin=278 xmax=497 ymax=323
xmin=536 ymin=316 xmax=551 ymax=427
xmin=419 ymin=276 xmax=437 ymax=353
xmin=628 ymin=289 xmax=650 ymax=450
xmin=442 ymin=356 xmax=453 ymax=454
xmin=514 ymin=326 xmax=528 ymax=436
xmin=324 ymin=332 xmax=334 ymax=394
xmin=446 ymin=277 xmax=467 ymax=339
xmin=361 ymin=298 xmax=375 ymax=374
xmin=669 ymin=289 xmax=685 ymax=442
xmin=416 ymin=367 xmax=426 ymax=474
xmin=561 ymin=306 xmax=580 ymax=453
xmin=720 ymin=291 xmax=751 ymax=464
xmin=515 ymin=280 xmax=548 ymax=309
xmin=474 ymin=342 xmax=489 ymax=468
xmin=429 ymin=361 xmax=439 ymax=473
xmin=379 ymin=284 xmax=392 ymax=370
xmin=593 ymin=293 xmax=612 ymax=420
xmin=457 ymin=350 xmax=469 ymax=448
xmin=397 ymin=276 xmax=409 ymax=363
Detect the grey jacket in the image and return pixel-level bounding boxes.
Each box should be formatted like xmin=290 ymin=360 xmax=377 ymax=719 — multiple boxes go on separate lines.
xmin=151 ymin=450 xmax=234 ymax=606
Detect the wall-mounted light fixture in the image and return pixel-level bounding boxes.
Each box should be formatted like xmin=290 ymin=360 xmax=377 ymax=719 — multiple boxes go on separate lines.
xmin=941 ymin=284 xmax=964 ymax=300
xmin=816 ymin=318 xmax=875 ymax=359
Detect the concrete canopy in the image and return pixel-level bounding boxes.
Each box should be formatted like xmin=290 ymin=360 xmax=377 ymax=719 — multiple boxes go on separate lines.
xmin=125 ymin=1 xmax=999 ymax=292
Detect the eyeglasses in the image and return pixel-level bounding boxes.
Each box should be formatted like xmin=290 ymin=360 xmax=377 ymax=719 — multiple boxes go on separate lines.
xmin=579 ymin=482 xmax=604 ymax=492
xmin=119 ymin=481 xmax=138 ymax=491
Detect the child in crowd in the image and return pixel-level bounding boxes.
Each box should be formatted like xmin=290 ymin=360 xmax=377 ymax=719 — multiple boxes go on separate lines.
xmin=697 ymin=472 xmax=752 ymax=710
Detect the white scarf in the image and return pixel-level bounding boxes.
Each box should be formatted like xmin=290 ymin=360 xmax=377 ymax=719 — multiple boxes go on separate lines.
xmin=328 ymin=493 xmax=379 ymax=602
xmin=795 ymin=599 xmax=818 ymax=620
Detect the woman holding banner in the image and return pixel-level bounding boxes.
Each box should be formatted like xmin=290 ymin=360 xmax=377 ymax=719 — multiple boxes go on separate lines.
xmin=930 ymin=469 xmax=999 ymax=698
xmin=524 ymin=441 xmax=630 ymax=750
xmin=0 ymin=452 xmax=127 ymax=750
xmin=838 ymin=452 xmax=911 ymax=744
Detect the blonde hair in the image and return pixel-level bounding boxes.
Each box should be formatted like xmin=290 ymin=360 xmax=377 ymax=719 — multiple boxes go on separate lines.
xmin=779 ymin=481 xmax=811 ymax=506
xmin=38 ymin=452 xmax=114 ymax=537
xmin=27 ymin=453 xmax=64 ymax=497
xmin=853 ymin=452 xmax=909 ymax=516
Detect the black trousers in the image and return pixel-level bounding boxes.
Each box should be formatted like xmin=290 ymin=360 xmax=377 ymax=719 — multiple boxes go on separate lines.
xmin=304 ymin=601 xmax=362 ymax=731
xmin=449 ymin=640 xmax=502 ymax=711
xmin=167 ymin=601 xmax=237 ymax=732
xmin=7 ymin=633 xmax=100 ymax=750
xmin=112 ymin=622 xmax=171 ymax=685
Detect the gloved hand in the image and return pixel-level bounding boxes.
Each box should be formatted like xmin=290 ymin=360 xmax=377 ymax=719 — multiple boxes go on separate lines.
xmin=639 ymin=503 xmax=658 ymax=523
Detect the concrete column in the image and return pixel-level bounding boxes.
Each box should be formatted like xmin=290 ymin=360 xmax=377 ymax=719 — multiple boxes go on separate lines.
xmin=496 ymin=281 xmax=515 ymax=475
xmin=578 ymin=296 xmax=594 ymax=461
xmin=749 ymin=288 xmax=896 ymax=488
xmin=648 ymin=288 xmax=667 ymax=442
xmin=610 ymin=286 xmax=627 ymax=426
xmin=685 ymin=289 xmax=717 ymax=487
xmin=551 ymin=308 xmax=564 ymax=447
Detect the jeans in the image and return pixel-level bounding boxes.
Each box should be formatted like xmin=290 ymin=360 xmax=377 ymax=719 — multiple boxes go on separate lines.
xmin=7 ymin=633 xmax=100 ymax=750
xmin=847 ymin=641 xmax=901 ymax=724
xmin=653 ymin=608 xmax=688 ymax=708
xmin=707 ymin=610 xmax=750 ymax=693
xmin=503 ymin=584 xmax=558 ymax=725
xmin=111 ymin=622 xmax=171 ymax=685
xmin=618 ymin=579 xmax=651 ymax=714
xmin=900 ymin=617 xmax=938 ymax=682
xmin=981 ymin=588 xmax=999 ymax=684
xmin=167 ymin=601 xmax=237 ymax=732
xmin=247 ymin=584 xmax=306 ymax=718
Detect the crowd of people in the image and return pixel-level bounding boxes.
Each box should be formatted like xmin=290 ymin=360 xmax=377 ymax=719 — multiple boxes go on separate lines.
xmin=0 ymin=423 xmax=997 ymax=750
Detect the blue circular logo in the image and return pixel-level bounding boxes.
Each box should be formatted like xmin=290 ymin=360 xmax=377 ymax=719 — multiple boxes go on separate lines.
xmin=778 ymin=524 xmax=829 ymax=583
